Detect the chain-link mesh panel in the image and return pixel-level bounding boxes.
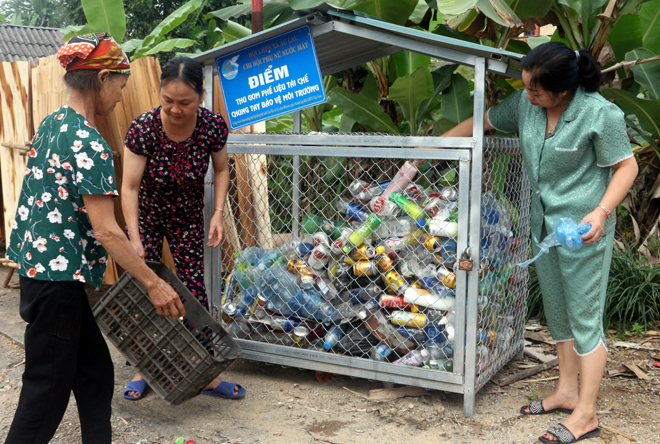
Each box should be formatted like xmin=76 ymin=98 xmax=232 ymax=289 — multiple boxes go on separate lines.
xmin=475 ymin=137 xmax=531 ymax=389
xmin=218 ymin=134 xmax=529 ymax=383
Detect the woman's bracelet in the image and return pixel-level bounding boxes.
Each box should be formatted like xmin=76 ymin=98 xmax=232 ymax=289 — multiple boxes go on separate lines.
xmin=598 ymin=205 xmax=611 ymax=219
xmin=215 ymin=208 xmax=224 ymax=213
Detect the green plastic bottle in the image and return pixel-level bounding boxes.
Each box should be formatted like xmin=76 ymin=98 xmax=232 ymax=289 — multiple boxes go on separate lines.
xmin=388 ymin=192 xmax=426 ymax=221
xmin=300 ymin=214 xmax=350 ymax=240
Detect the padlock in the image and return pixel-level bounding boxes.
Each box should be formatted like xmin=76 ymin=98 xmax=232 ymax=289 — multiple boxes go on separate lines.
xmin=458 ymin=249 xmax=473 ymax=271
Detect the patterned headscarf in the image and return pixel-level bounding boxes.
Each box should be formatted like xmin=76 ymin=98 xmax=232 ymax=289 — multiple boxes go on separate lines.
xmin=57 ymin=32 xmax=130 ymax=75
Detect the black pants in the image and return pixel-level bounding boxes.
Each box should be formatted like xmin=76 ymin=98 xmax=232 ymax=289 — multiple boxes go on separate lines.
xmin=4 ymin=277 xmax=114 ymax=444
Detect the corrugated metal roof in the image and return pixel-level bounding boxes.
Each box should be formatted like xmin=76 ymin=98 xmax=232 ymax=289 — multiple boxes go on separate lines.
xmin=191 ymin=4 xmax=523 ymax=78
xmin=0 ymin=24 xmax=64 ymax=65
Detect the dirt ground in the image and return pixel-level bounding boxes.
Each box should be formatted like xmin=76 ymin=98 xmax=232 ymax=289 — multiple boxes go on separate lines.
xmin=0 ymin=326 xmax=659 ymax=444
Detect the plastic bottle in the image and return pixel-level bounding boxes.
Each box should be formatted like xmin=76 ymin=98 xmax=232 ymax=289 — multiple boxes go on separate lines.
xmin=393 ymin=349 xmax=430 ymax=366
xmin=344 ymin=213 xmax=382 ymax=252
xmin=437 ymin=358 xmax=454 ymax=371
xmin=395 ymin=326 xmax=427 ymax=344
xmin=263 ymin=315 xmax=301 ymax=332
xmin=335 ymin=197 xmax=371 ymax=222
xmin=376 ymin=218 xmax=425 ymax=238
xmin=370 ymin=342 xmax=393 ymax=362
xmin=388 ymin=192 xmax=426 ymax=221
xmin=425 ymin=343 xmax=445 ymax=360
xmin=329 ymin=300 xmax=363 ymax=324
xmin=295 ymin=289 xmax=336 ymax=324
xmin=381 ymin=161 xmax=418 ymax=199
xmin=279 ymin=240 xmax=315 ymax=259
xmin=340 ymin=284 xmax=381 ymax=303
xmin=301 ymin=214 xmax=351 ymax=240
xmin=323 ymin=325 xmax=345 ymax=350
xmin=358 ymin=303 xmax=417 ymax=354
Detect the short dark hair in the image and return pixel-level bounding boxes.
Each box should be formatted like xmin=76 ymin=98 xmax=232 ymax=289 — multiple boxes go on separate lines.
xmin=521 ymin=42 xmax=602 ymax=93
xmin=63 ymin=69 xmax=125 ymax=94
xmin=161 ymin=56 xmax=204 ymax=95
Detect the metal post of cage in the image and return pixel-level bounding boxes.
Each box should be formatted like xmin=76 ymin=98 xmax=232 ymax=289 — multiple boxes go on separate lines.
xmin=462 ymin=56 xmax=487 ymax=417
xmin=292 ymin=111 xmax=302 ymax=240
xmin=203 ymin=64 xmax=223 ymax=315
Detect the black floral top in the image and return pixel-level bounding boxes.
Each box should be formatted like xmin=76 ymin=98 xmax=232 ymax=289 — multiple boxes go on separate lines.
xmin=124 ymin=107 xmax=229 ymax=211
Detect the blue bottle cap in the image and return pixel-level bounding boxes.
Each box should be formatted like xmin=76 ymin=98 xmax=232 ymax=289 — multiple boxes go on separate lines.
xmin=323 ymin=341 xmax=333 ymax=350
xmin=416 ymin=219 xmax=427 ymax=229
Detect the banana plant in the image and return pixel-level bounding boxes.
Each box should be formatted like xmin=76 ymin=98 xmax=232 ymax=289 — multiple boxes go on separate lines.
xmin=122 ymin=0 xmax=203 ymax=60
xmin=61 ymin=0 xmax=126 ymax=42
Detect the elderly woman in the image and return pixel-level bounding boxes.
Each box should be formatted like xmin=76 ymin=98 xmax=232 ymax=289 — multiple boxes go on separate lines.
xmin=434 ymin=42 xmax=637 ymax=443
xmin=121 ymin=56 xmax=244 ymax=400
xmin=4 ymin=33 xmax=183 ymax=444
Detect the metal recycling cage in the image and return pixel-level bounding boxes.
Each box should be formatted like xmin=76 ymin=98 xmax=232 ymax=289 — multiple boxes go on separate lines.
xmin=194 ymin=5 xmax=528 ymax=416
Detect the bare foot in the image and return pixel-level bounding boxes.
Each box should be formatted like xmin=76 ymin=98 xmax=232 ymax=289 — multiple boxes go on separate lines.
xmin=541 ymin=409 xmax=599 ymax=442
xmin=522 ymin=389 xmax=579 ymax=414
xmin=203 ymin=378 xmax=240 ymax=396
xmin=126 ymin=373 xmax=144 ymax=399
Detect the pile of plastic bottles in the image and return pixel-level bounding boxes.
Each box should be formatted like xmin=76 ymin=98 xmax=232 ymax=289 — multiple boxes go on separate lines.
xmin=221 ymin=161 xmax=522 ymax=374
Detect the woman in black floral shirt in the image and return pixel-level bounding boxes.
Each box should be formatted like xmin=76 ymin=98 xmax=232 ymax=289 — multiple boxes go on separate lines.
xmin=122 ymin=57 xmax=244 ymax=400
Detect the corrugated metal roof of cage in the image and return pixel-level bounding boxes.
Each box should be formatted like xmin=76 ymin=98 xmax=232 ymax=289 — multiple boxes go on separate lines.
xmin=191 ymin=3 xmax=523 ymax=79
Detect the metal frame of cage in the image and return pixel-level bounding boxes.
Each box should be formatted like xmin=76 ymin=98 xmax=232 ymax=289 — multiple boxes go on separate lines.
xmin=194 ymin=10 xmax=528 ymax=416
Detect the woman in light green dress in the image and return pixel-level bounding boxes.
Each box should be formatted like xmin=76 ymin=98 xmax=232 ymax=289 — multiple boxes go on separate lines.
xmin=436 ymin=42 xmax=638 ymax=443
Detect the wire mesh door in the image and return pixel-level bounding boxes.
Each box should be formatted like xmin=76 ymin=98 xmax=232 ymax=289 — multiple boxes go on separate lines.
xmin=215 ymin=134 xmax=529 ymax=403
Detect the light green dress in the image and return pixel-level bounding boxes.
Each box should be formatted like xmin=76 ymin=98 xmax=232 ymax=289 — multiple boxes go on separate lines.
xmin=489 ymin=87 xmax=633 ymax=355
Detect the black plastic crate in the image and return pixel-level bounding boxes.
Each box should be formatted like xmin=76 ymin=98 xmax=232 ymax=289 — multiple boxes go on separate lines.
xmin=93 ymin=261 xmax=241 ymax=405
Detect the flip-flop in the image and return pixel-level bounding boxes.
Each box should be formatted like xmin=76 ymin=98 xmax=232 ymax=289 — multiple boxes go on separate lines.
xmin=123 ymin=380 xmax=148 ymax=401
xmin=200 ymin=381 xmax=246 ymax=399
xmin=521 ymin=400 xmax=574 ymax=415
xmin=538 ymin=424 xmax=601 ymax=443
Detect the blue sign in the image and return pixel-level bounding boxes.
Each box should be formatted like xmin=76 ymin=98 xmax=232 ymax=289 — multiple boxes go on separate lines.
xmin=216 ymin=25 xmax=327 ymax=130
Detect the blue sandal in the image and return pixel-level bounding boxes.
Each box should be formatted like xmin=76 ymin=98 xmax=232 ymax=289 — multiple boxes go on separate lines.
xmin=200 ymin=381 xmax=246 ymax=399
xmin=123 ymin=380 xmax=148 ymax=400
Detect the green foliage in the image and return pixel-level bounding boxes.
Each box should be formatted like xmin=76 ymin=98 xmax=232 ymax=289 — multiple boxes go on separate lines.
xmin=627 ymin=48 xmax=660 ymax=100
xmin=130 ymin=0 xmax=203 ymax=59
xmin=441 ymin=73 xmax=473 ymax=124
xmin=605 ymin=242 xmax=660 ymax=330
xmin=327 ymin=88 xmax=399 ymax=133
xmin=81 ymin=0 xmax=126 ymax=42
xmin=601 ymin=89 xmax=660 ymax=138
xmin=387 ymin=66 xmax=434 ymax=131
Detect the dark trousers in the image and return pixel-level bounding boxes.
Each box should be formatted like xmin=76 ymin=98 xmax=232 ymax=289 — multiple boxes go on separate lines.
xmin=4 ymin=277 xmax=114 ymax=444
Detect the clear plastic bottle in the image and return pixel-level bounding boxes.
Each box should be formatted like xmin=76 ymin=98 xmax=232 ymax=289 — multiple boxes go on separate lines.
xmin=279 ymin=240 xmax=315 ymax=260
xmin=339 ymin=284 xmax=381 ymax=303
xmin=295 ymin=289 xmax=336 ymax=324
xmin=323 ymin=325 xmax=345 ymax=350
xmin=370 ymin=342 xmax=393 ymax=362
xmin=393 ymin=349 xmax=429 ymax=366
xmin=329 ymin=300 xmax=363 ymax=324
xmin=375 ymin=218 xmax=426 ymax=238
